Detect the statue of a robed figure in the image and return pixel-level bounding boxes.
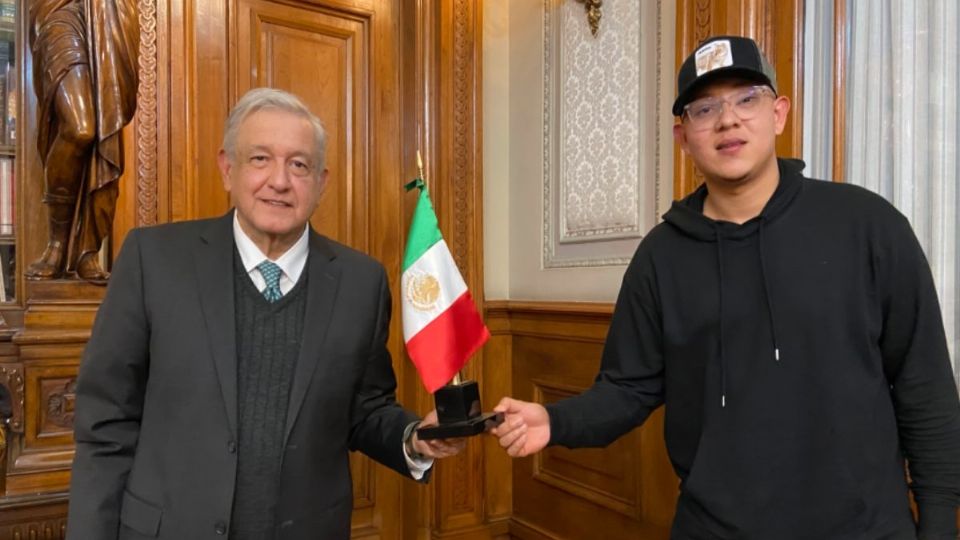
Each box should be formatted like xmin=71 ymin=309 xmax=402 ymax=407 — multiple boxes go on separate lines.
xmin=26 ymin=0 xmax=139 ymax=280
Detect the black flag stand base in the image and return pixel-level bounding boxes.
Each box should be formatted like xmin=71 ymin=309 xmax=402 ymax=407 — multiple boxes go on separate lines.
xmin=416 ymin=380 xmax=504 ymax=440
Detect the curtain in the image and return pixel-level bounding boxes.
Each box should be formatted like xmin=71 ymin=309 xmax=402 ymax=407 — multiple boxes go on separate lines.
xmin=805 ymin=0 xmax=959 ymax=385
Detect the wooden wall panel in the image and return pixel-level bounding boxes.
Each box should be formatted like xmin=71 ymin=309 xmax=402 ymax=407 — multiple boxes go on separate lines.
xmin=433 ymin=0 xmax=491 ymax=536
xmin=3 ymin=337 xmax=86 ymax=497
xmin=29 ymin=370 xmax=75 ymax=444
xmin=486 ymin=302 xmax=678 ymax=540
xmin=533 ymin=383 xmax=639 ymax=515
xmin=481 ymin=306 xmax=514 ymax=536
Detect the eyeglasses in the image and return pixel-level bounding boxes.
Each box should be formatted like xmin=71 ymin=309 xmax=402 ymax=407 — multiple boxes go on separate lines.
xmin=682 ymin=85 xmax=776 ymax=130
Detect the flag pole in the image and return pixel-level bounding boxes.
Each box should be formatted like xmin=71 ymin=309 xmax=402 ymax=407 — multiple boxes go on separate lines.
xmin=415 ymin=150 xmax=461 ymax=387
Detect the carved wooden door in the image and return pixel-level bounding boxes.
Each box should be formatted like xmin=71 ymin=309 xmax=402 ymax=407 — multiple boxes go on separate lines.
xmin=233 ymin=1 xmax=404 ymax=537
xmin=180 ymin=0 xmax=407 ymax=537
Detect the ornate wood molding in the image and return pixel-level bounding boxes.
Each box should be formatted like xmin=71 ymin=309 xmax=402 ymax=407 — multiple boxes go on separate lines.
xmin=429 ymin=0 xmax=487 ymax=531
xmin=0 ymin=495 xmax=70 ymax=540
xmin=485 ymin=300 xmax=614 ymax=342
xmin=450 ymin=0 xmax=480 ymax=518
xmin=694 ymin=0 xmax=711 ymax=43
xmin=450 ymin=0 xmax=476 ymax=285
xmin=0 ymin=365 xmax=24 ymax=434
xmin=136 ymin=0 xmax=159 ymax=226
xmin=485 ymin=300 xmax=614 ymax=318
xmin=44 ymin=380 xmax=76 ymax=430
xmin=1 ymin=520 xmax=66 ymax=540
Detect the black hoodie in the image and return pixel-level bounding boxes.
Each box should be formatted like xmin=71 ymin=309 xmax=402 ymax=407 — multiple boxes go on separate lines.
xmin=547 ymin=159 xmax=960 ymax=539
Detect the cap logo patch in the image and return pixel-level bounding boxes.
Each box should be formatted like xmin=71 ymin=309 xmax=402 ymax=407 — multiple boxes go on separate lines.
xmin=695 ymin=40 xmax=733 ymax=76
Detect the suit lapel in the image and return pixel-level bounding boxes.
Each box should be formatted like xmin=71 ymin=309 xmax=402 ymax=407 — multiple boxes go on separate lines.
xmin=284 ymin=231 xmax=341 ymax=445
xmin=195 ymin=212 xmax=239 ymax=437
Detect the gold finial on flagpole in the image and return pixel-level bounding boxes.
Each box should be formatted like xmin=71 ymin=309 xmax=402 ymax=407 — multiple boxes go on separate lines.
xmin=416 ymin=150 xmax=426 ymax=187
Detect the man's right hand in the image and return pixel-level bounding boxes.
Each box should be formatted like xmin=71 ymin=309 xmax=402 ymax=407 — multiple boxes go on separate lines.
xmin=490 ymin=397 xmax=550 ymax=457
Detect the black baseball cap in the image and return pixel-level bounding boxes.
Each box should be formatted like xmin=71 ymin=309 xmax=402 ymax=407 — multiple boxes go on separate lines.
xmin=673 ymin=36 xmax=778 ymax=116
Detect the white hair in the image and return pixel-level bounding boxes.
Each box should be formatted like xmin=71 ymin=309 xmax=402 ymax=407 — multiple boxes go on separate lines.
xmin=222 ymin=87 xmax=327 ymax=171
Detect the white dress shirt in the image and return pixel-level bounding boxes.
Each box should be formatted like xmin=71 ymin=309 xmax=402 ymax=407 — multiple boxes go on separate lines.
xmin=232 ymin=215 xmax=309 ymax=295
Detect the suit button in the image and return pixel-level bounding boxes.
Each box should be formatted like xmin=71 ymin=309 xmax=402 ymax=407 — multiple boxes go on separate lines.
xmin=214 ymin=521 xmax=227 ymax=535
xmin=227 ymin=440 xmax=236 ymax=453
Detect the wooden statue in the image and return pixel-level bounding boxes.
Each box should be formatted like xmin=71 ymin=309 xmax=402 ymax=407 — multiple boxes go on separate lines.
xmin=26 ymin=0 xmax=139 ymax=281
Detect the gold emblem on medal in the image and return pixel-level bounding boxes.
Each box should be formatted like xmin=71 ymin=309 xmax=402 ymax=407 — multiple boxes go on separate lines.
xmin=406 ymin=272 xmax=441 ymax=311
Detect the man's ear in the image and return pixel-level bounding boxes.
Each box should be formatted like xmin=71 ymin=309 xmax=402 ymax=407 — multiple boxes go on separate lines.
xmin=217 ymin=149 xmax=233 ymax=191
xmin=773 ymin=95 xmax=791 ymax=135
xmin=316 ymin=169 xmax=329 ymax=195
xmin=673 ymin=122 xmax=688 ymax=153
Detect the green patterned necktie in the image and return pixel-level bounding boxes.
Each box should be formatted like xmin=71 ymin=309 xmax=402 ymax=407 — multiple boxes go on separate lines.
xmin=257 ymin=261 xmax=283 ymax=303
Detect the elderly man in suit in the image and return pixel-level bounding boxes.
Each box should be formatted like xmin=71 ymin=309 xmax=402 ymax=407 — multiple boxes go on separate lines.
xmin=66 ymin=87 xmax=464 ymax=539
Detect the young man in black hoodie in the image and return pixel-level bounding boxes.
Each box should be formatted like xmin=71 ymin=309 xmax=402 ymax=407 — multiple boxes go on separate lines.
xmin=491 ymin=35 xmax=960 ymax=539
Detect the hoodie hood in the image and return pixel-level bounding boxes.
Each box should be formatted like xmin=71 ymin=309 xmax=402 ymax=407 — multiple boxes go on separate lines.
xmin=663 ymin=158 xmax=806 ymax=240
xmin=662 ymin=157 xmax=806 ymax=407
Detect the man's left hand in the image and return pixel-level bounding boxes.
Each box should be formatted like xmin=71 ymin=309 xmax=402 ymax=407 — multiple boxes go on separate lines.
xmin=411 ymin=410 xmax=467 ymax=459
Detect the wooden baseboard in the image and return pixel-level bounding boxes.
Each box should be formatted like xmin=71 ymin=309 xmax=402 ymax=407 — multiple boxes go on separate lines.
xmin=0 ymin=492 xmax=69 ymax=540
xmin=430 ymin=518 xmax=512 ymax=540
xmin=507 ymin=517 xmax=559 ymax=540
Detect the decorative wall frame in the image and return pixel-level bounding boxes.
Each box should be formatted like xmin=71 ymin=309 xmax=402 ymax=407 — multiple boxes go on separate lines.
xmin=543 ymin=0 xmax=665 ymax=268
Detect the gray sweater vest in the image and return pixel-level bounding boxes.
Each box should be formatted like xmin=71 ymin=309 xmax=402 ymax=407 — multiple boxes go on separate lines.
xmin=229 ymin=252 xmax=307 ymax=540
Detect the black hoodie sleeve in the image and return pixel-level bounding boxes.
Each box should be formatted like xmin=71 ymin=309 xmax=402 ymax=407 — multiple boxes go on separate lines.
xmin=878 ymin=213 xmax=960 ymax=539
xmin=546 ymin=246 xmax=665 ymax=448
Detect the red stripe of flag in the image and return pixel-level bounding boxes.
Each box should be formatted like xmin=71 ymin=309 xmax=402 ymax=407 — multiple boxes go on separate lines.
xmin=405 ymin=291 xmax=490 ymax=393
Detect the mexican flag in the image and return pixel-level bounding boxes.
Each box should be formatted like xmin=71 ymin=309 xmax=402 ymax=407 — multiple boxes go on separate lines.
xmin=402 ymin=178 xmax=490 ymax=393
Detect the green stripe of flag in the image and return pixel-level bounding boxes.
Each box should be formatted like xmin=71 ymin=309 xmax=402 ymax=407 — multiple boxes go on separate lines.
xmin=403 ymin=178 xmax=444 ymax=271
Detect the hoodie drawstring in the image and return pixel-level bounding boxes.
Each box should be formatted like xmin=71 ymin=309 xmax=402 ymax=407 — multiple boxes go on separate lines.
xmin=758 ymin=220 xmax=781 ymax=362
xmin=716 ymin=227 xmax=728 ymax=408
xmin=716 ymin=219 xmax=783 ymax=409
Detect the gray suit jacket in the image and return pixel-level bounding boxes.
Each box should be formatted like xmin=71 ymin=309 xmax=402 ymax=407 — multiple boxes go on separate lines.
xmin=66 ymin=212 xmax=420 ymax=540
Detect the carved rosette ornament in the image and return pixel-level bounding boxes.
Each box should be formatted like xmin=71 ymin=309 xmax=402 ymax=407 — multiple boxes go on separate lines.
xmin=46 ymin=379 xmax=77 ymax=429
